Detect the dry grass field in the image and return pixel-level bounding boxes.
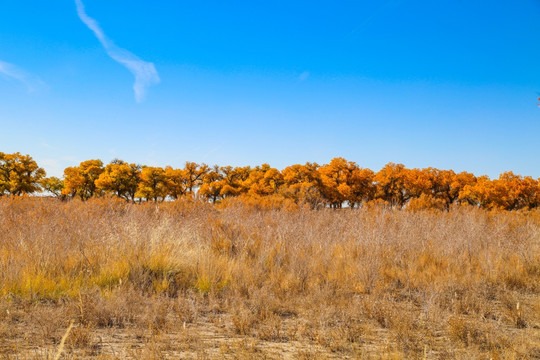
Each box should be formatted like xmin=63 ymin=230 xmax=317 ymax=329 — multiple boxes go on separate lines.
xmin=0 ymin=197 xmax=539 ymax=359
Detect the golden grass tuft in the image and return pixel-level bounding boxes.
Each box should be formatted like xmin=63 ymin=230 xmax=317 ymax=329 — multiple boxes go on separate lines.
xmin=0 ymin=197 xmax=539 ymax=359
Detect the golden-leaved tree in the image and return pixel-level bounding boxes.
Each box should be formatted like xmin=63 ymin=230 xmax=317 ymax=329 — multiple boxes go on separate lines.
xmin=218 ymin=166 xmax=252 ymax=198
xmin=2 ymin=150 xmax=539 ymax=212
xmin=95 ymin=159 xmax=141 ymax=202
xmin=40 ymin=177 xmax=64 ymax=198
xmin=198 ymin=165 xmax=224 ymax=203
xmin=281 ymin=162 xmax=322 ymax=208
xmin=163 ymin=166 xmax=187 ymax=200
xmin=403 ymin=168 xmax=477 ymax=209
xmin=243 ymin=164 xmax=283 ymax=197
xmin=183 ymin=162 xmax=209 ymax=194
xmin=319 ymin=158 xmax=375 ymax=208
xmin=62 ymin=160 xmax=104 ymax=200
xmin=0 ymin=152 xmax=46 ymax=195
xmin=460 ymin=172 xmax=538 ymax=210
xmin=445 ymin=171 xmax=477 ymax=206
xmin=374 ymin=162 xmax=412 ymax=207
xmin=497 ymin=172 xmax=538 ymax=210
xmin=136 ymin=166 xmax=167 ymax=201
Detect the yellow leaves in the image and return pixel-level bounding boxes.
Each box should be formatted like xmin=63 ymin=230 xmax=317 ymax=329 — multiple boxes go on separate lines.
xmin=183 ymin=162 xmax=209 ymax=193
xmin=244 ymin=165 xmax=283 ymax=197
xmin=0 ymin=152 xmax=46 ymax=196
xmin=198 ymin=166 xmax=223 ymax=203
xmin=407 ymin=194 xmax=447 ymax=212
xmin=337 ymin=183 xmax=352 ymax=199
xmin=163 ymin=166 xmax=186 ymax=199
xmin=2 ymin=150 xmax=539 ymax=211
xmin=280 ymin=163 xmax=322 ymax=208
xmin=373 ymin=163 xmax=410 ymax=207
xmin=319 ymin=158 xmax=374 ymax=208
xmin=96 ymin=160 xmax=141 ymax=201
xmin=458 ymin=172 xmax=539 ymax=210
xmin=63 ymin=159 xmax=104 ymax=200
xmin=200 ymin=165 xmax=251 ymax=201
xmin=135 ymin=166 xmax=167 ymax=201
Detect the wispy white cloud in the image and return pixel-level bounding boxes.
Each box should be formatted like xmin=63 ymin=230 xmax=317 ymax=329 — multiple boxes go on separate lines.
xmin=75 ymin=0 xmax=160 ymax=102
xmin=298 ymin=71 xmax=310 ymax=82
xmin=40 ymin=159 xmax=62 ymax=177
xmin=62 ymin=155 xmax=78 ymax=162
xmin=40 ymin=141 xmax=55 ymax=149
xmin=0 ymin=60 xmax=43 ymax=91
xmin=347 ymin=0 xmax=401 ymax=38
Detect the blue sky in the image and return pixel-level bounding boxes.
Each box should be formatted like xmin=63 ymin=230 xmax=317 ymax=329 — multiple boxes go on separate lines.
xmin=0 ymin=1 xmax=539 ymax=178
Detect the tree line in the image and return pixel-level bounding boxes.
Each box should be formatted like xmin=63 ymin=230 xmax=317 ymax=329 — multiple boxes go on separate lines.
xmin=1 ymin=151 xmax=539 ymax=210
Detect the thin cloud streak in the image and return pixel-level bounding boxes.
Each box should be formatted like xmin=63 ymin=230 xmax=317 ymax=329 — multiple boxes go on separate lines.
xmin=0 ymin=60 xmax=43 ymax=91
xmin=347 ymin=0 xmax=401 ymax=38
xmin=298 ymin=71 xmax=310 ymax=82
xmin=75 ymin=0 xmax=160 ymax=102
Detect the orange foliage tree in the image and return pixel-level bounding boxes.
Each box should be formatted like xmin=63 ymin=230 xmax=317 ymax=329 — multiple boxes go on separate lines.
xmin=0 ymin=152 xmax=46 ymax=196
xmin=198 ymin=165 xmax=224 ymax=203
xmin=3 ymin=150 xmax=539 ymax=211
xmin=460 ymin=172 xmax=538 ymax=210
xmin=136 ymin=166 xmax=167 ymax=202
xmin=281 ymin=162 xmax=323 ymax=208
xmin=40 ymin=177 xmax=64 ymax=198
xmin=218 ymin=166 xmax=252 ymax=198
xmin=374 ymin=163 xmax=412 ymax=207
xmin=243 ymin=164 xmax=283 ymax=197
xmin=62 ymin=160 xmax=104 ymax=200
xmin=404 ymin=168 xmax=477 ymax=209
xmin=163 ymin=166 xmax=187 ymax=200
xmin=95 ymin=159 xmax=141 ymax=202
xmin=319 ymin=158 xmax=374 ymax=208
xmin=183 ymin=162 xmax=209 ymax=194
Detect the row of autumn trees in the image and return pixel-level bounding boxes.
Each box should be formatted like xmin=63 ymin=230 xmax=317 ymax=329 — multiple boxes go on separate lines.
xmin=1 ymin=151 xmax=540 ymax=211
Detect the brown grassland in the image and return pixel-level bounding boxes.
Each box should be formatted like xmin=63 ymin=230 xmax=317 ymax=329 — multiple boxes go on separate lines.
xmin=0 ymin=197 xmax=539 ymax=359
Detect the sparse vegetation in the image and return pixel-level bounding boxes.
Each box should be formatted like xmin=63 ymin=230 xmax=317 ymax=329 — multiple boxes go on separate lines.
xmin=0 ymin=197 xmax=539 ymax=359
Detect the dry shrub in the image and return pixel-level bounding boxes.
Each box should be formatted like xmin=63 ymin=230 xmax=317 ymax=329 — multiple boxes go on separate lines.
xmin=312 ymin=310 xmax=372 ymax=353
xmin=0 ymin=197 xmax=538 ymax=358
xmin=66 ymin=324 xmax=94 ymax=349
xmin=218 ymin=338 xmax=264 ymax=359
xmin=361 ymin=294 xmax=397 ymax=329
xmin=74 ymin=288 xmax=145 ymax=328
xmin=447 ymin=315 xmax=510 ymax=352
xmin=294 ymin=349 xmax=330 ymax=359
xmin=28 ymin=306 xmax=71 ymax=344
xmin=173 ymin=296 xmax=198 ymax=324
xmin=254 ymin=312 xmax=286 ymax=341
xmin=407 ymin=194 xmax=447 ymax=212
xmin=231 ymin=303 xmax=259 ymax=336
xmin=219 ymin=194 xmax=300 ymax=212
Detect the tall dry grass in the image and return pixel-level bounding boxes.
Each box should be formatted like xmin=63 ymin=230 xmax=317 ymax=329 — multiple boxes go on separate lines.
xmin=0 ymin=196 xmax=539 ymax=359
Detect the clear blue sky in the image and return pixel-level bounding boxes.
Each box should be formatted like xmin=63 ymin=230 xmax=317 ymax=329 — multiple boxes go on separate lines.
xmin=0 ymin=1 xmax=539 ymax=178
